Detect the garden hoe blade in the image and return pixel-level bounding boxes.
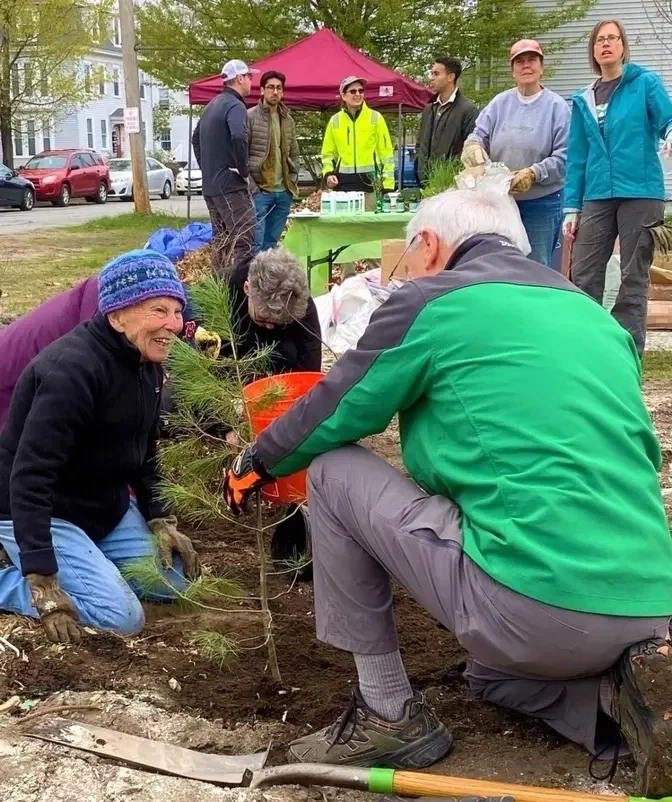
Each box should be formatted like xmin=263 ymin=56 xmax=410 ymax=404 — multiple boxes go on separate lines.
xmin=23 ymin=717 xmax=269 ymax=786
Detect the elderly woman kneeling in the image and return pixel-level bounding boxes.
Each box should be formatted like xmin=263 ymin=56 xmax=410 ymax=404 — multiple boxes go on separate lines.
xmin=0 ymin=250 xmax=200 ymax=643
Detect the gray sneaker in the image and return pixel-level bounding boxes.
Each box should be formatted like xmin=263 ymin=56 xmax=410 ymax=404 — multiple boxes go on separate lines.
xmin=614 ymin=638 xmax=672 ymax=798
xmin=287 ymin=688 xmax=453 ymax=768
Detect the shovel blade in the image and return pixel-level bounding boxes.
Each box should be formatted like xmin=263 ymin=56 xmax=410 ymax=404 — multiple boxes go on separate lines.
xmin=24 ymin=718 xmax=268 ymax=786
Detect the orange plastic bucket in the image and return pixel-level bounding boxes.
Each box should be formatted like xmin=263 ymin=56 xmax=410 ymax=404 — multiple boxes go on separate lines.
xmin=242 ymin=371 xmax=325 ymax=505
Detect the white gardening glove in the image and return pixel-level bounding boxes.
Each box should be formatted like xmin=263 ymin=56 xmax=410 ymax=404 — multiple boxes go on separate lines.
xmin=563 ymin=213 xmax=579 ymax=241
xmin=664 ymin=130 xmax=672 ymax=157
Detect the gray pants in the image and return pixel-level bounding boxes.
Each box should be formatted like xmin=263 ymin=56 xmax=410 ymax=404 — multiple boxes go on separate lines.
xmin=571 ymin=199 xmax=665 ymax=353
xmin=307 ymin=445 xmax=669 ymax=754
xmin=204 ymin=191 xmax=255 ymax=278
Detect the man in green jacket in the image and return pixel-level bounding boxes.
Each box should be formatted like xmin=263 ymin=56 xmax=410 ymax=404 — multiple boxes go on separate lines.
xmin=224 ymin=189 xmax=672 ymax=797
xmin=248 ymin=70 xmax=300 ymax=251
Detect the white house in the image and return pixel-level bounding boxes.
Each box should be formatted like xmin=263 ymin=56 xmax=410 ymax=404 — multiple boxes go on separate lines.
xmin=8 ymin=26 xmax=156 ymax=167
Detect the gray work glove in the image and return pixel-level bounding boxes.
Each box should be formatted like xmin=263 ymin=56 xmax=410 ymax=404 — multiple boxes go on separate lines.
xmin=148 ymin=516 xmax=201 ymax=579
xmin=26 ymin=573 xmax=82 ymax=644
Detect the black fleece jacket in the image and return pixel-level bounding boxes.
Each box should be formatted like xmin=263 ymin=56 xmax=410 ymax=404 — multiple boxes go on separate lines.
xmin=0 ymin=314 xmax=166 ymax=576
xmin=192 ymin=87 xmax=250 ymax=196
xmin=226 ymin=259 xmax=322 ymax=374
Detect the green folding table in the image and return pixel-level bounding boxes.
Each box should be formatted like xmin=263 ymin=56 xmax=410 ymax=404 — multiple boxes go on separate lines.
xmin=282 ymin=212 xmax=413 ymax=296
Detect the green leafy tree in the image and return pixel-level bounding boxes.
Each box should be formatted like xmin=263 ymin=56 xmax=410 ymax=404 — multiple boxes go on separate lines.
xmin=137 ymin=0 xmax=596 ymax=103
xmin=0 ymin=0 xmax=112 ymax=168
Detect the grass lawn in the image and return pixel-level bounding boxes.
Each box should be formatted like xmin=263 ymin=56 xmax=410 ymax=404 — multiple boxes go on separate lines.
xmin=642 ymin=349 xmax=672 ymax=381
xmin=0 ymin=212 xmax=205 ymax=316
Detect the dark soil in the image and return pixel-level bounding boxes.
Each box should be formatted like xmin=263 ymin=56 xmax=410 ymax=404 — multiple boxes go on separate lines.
xmin=7 ymin=404 xmax=672 ymax=792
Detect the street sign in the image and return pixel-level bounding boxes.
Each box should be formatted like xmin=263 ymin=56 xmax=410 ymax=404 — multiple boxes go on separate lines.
xmin=123 ymin=107 xmax=141 ymax=134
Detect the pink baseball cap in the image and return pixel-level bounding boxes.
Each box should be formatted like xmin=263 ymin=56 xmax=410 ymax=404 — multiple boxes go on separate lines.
xmin=510 ymin=39 xmax=544 ymax=61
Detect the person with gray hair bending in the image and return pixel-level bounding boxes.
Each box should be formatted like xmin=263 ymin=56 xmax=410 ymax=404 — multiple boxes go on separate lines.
xmin=223 ymin=187 xmax=672 ymax=796
xmin=225 ymin=247 xmax=321 ymax=374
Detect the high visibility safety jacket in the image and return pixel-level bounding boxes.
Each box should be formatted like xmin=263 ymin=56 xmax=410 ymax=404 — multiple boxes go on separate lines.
xmin=321 ymin=104 xmax=395 ymax=191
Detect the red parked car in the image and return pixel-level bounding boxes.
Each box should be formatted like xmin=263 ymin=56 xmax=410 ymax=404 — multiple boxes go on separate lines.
xmin=19 ymin=149 xmax=110 ymax=207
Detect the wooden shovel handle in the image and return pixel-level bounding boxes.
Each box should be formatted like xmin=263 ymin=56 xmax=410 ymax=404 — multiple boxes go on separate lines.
xmin=392 ymin=770 xmax=626 ymax=802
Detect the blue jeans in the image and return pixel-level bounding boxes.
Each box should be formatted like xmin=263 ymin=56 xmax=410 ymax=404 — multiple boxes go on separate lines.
xmin=516 ymin=190 xmax=563 ymax=269
xmin=0 ymin=501 xmax=186 ymax=635
xmin=253 ymin=190 xmax=293 ymax=251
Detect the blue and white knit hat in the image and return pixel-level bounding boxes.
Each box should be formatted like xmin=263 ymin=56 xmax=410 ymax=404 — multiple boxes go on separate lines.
xmin=98 ymin=249 xmax=187 ymax=315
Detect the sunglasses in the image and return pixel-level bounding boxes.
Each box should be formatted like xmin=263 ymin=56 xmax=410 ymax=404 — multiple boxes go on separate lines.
xmin=346 ymin=88 xmax=364 ymax=95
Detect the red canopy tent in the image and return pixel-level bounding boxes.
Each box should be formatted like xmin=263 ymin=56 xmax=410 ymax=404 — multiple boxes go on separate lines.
xmin=187 ymin=28 xmax=432 ymax=111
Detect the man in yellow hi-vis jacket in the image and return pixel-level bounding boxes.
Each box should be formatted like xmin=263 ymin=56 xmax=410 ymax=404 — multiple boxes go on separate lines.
xmin=321 ymin=76 xmax=395 ymax=195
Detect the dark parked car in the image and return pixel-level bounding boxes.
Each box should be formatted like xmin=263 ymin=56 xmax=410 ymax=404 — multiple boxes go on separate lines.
xmin=0 ymin=164 xmax=35 ymax=211
xmin=19 ymin=149 xmax=110 ymax=207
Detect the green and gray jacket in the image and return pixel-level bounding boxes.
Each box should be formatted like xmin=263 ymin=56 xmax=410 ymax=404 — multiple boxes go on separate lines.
xmin=255 ymin=235 xmax=672 ymax=618
xmin=247 ymin=101 xmax=299 ymax=195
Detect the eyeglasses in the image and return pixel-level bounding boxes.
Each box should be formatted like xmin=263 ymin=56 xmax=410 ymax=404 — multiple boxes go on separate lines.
xmin=595 ymin=34 xmax=621 ymax=45
xmin=264 ymin=85 xmax=283 ymax=93
xmin=346 ymin=88 xmax=364 ymax=95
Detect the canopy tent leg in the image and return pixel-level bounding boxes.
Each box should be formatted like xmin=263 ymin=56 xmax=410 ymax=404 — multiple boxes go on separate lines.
xmin=187 ymin=104 xmax=193 ymax=222
xmin=397 ymin=103 xmax=403 ymax=190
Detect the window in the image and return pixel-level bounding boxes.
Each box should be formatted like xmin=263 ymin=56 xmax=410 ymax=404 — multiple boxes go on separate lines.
xmin=42 ymin=121 xmax=51 ymax=151
xmin=86 ymin=118 xmax=94 ymax=148
xmin=141 ymin=120 xmax=146 ymax=145
xmin=159 ymin=129 xmax=171 ymax=152
xmin=24 ymin=62 xmax=33 ymax=95
xmin=139 ymin=71 xmax=145 ymax=99
xmin=0 ymin=165 xmax=12 ymax=180
xmin=100 ymin=119 xmax=108 ymax=149
xmin=158 ymin=87 xmax=170 ymax=109
xmin=14 ymin=121 xmax=23 ymax=157
xmin=98 ymin=65 xmax=105 ymax=95
xmin=112 ymin=16 xmax=121 ymax=46
xmin=70 ymin=154 xmax=84 ymax=170
xmin=112 ymin=67 xmax=120 ymax=97
xmin=11 ymin=64 xmax=20 ymax=97
xmin=81 ymin=153 xmax=97 ymax=167
xmin=84 ymin=64 xmax=92 ymax=93
xmin=40 ymin=67 xmax=49 ymax=96
xmin=26 ymin=119 xmax=36 ymax=155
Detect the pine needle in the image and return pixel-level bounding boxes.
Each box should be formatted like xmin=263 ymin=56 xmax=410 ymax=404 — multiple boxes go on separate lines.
xmin=187 ymin=630 xmax=240 ymax=668
xmin=188 ymin=277 xmax=235 ymax=341
xmin=180 ymin=574 xmax=243 ymax=608
xmin=119 ymin=556 xmax=178 ymax=595
xmin=246 ymin=381 xmax=288 ymax=414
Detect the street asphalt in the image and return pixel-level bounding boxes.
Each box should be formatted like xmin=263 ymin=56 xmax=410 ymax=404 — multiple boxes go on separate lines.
xmin=0 ymin=195 xmax=209 ymax=234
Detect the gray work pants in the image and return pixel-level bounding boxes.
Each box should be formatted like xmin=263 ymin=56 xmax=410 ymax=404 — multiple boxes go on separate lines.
xmin=307 ymin=445 xmax=669 ymax=754
xmin=204 ymin=191 xmax=255 ymax=278
xmin=570 ymin=199 xmax=665 ymax=353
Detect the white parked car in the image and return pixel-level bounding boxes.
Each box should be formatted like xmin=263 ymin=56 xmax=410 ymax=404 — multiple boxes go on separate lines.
xmin=108 ymin=157 xmax=174 ymax=201
xmin=176 ymin=162 xmax=202 ymax=195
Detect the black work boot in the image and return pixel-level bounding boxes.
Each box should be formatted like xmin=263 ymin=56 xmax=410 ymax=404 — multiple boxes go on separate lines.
xmin=287 ymin=688 xmax=453 ymax=769
xmin=614 ymin=638 xmax=672 ymax=798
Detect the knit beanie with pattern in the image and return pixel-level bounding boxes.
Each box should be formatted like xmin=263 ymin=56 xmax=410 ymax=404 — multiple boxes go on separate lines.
xmin=98 ymin=249 xmax=186 ymax=315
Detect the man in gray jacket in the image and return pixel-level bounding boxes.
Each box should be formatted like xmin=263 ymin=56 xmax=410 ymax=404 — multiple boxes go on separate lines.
xmin=248 ymin=71 xmax=300 ymax=251
xmin=416 ymin=57 xmax=478 ymax=187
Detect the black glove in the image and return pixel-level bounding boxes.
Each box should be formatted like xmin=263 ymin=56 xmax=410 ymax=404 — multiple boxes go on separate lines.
xmin=223 ymin=446 xmax=272 ymax=515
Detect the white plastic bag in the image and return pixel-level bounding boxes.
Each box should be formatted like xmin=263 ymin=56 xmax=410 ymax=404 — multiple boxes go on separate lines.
xmin=318 ymin=273 xmax=392 ymax=355
xmin=456 ymin=162 xmax=531 ymax=256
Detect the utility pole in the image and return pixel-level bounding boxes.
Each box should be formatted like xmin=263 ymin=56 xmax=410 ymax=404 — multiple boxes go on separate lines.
xmin=118 ymin=0 xmax=150 ymax=215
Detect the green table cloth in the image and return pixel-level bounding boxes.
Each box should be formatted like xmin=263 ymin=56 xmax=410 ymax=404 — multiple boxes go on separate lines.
xmin=283 ymin=212 xmax=413 ymax=296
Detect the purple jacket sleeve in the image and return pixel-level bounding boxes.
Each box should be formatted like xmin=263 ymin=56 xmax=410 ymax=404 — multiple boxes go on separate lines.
xmin=0 ymin=277 xmax=99 ymax=432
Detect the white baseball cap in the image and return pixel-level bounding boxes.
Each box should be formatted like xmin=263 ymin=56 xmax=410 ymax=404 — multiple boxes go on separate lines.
xmin=221 ymin=59 xmax=260 ymax=80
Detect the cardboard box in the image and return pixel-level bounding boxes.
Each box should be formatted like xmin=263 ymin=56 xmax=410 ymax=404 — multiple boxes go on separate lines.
xmin=381 ymin=239 xmax=409 ymax=285
xmin=649 ymin=284 xmax=672 ymax=301
xmin=647 ymin=300 xmax=672 ymax=329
